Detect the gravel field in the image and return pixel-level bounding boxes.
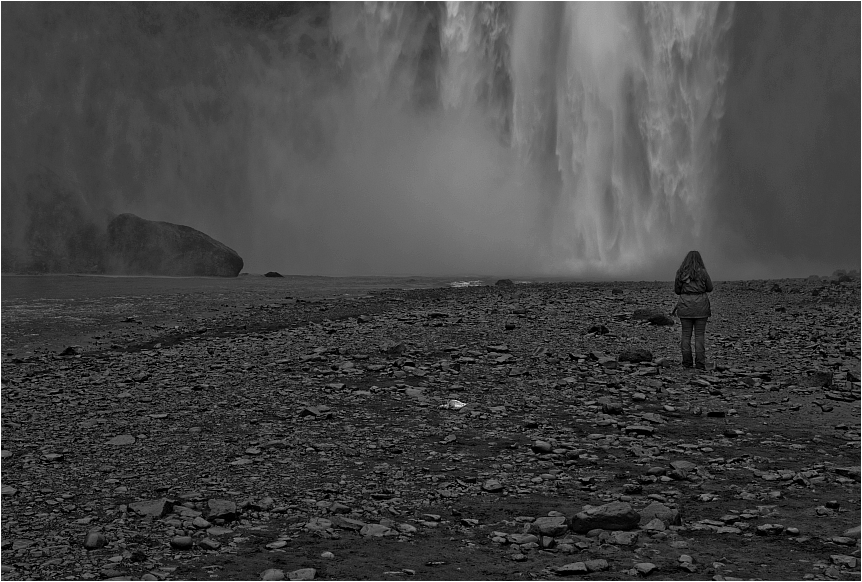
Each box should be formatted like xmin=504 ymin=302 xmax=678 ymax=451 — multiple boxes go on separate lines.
xmin=1 ymin=274 xmax=859 ymax=581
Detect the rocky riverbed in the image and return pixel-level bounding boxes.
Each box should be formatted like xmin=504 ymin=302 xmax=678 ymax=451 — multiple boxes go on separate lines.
xmin=1 ymin=275 xmax=860 ymax=581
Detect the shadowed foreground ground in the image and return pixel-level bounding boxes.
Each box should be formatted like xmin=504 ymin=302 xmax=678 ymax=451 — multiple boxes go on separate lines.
xmin=1 ymin=275 xmax=859 ymax=581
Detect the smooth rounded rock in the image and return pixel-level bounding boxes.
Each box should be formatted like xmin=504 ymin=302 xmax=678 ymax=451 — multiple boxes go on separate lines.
xmin=83 ymin=532 xmax=106 ymax=550
xmin=288 ymin=568 xmax=316 ymax=580
xmin=261 ymin=568 xmax=285 ymax=581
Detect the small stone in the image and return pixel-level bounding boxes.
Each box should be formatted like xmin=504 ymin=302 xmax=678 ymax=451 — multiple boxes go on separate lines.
xmin=531 ymin=440 xmax=553 ymax=454
xmin=584 ymin=559 xmax=609 ymax=572
xmin=360 ymin=524 xmax=392 ymax=537
xmin=321 ymin=551 xmax=334 ymax=559
xmin=608 ymin=531 xmax=638 ymax=545
xmin=261 ymin=569 xmax=285 ymax=581
xmin=288 ymin=568 xmax=316 ymax=580
xmin=207 ymin=499 xmax=237 ymax=521
xmin=635 ymin=562 xmax=657 ymax=576
xmin=601 ymin=401 xmax=624 ymax=415
xmin=482 ymin=479 xmax=504 ymax=493
xmin=755 ymin=523 xmax=785 ymax=536
xmin=530 ymin=516 xmax=569 ymax=537
xmin=842 ymin=525 xmax=861 ymax=538
xmin=510 ymin=553 xmax=527 ymax=562
xmin=130 ymin=498 xmax=173 ymax=518
xmin=639 ymin=502 xmax=681 ymax=526
xmin=199 ymin=538 xmax=221 ymax=551
xmin=108 ymin=434 xmax=136 ymax=446
xmin=266 ymin=540 xmax=289 ymax=550
xmin=192 ymin=516 xmax=212 ymax=529
xmin=207 ymin=526 xmax=233 ymax=536
xmin=555 ymin=562 xmax=588 ymax=575
xmin=642 ymin=518 xmax=666 ymax=532
xmin=830 ymin=555 xmax=857 ymax=569
xmin=569 ymin=501 xmax=640 ymax=533
xmin=834 ymin=466 xmax=861 ymax=482
xmin=83 ymin=532 xmax=107 ymax=550
xmin=169 ymin=536 xmax=194 ymax=550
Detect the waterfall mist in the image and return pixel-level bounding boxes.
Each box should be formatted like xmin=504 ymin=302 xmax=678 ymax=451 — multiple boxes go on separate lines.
xmin=2 ymin=2 xmax=859 ymax=279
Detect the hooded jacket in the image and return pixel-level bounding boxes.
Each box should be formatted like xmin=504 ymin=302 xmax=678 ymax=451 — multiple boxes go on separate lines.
xmin=674 ymin=271 xmax=713 ymax=318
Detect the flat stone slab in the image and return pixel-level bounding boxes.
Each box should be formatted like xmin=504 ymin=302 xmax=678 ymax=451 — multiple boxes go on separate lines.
xmin=129 ymin=498 xmax=173 ymax=518
xmin=555 ymin=562 xmax=588 ymax=575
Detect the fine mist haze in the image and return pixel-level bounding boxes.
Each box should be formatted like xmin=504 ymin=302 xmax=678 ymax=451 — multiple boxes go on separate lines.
xmin=2 ymin=2 xmax=859 ymax=280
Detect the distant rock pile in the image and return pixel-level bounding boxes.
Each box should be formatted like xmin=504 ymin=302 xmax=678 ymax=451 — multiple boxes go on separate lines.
xmin=106 ymin=214 xmax=243 ymax=277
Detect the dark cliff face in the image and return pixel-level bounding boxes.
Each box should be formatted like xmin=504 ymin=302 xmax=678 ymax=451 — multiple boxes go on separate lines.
xmin=711 ymin=2 xmax=861 ymax=267
xmin=105 ymin=213 xmax=244 ymax=277
xmin=1 ymin=162 xmax=110 ymax=274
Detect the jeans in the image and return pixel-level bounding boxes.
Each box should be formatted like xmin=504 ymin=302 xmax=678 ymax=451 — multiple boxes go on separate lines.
xmin=680 ymin=318 xmax=707 ymax=368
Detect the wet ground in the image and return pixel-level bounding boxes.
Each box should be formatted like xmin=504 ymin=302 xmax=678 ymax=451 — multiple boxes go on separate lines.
xmin=1 ymin=274 xmax=859 ymax=581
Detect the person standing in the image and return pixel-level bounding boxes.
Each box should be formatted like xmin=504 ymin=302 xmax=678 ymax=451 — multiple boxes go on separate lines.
xmin=673 ymin=251 xmax=713 ymax=369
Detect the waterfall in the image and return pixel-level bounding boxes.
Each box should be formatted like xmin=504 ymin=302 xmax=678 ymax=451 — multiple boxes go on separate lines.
xmin=9 ymin=2 xmax=854 ymax=278
xmin=330 ymin=1 xmax=735 ymax=274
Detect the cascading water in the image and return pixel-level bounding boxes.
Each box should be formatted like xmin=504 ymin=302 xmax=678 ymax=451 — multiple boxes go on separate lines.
xmin=329 ymin=1 xmax=735 ymax=275
xmin=4 ymin=2 xmax=857 ymax=277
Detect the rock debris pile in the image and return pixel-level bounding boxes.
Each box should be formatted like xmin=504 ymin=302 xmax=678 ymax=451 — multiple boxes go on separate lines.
xmin=1 ymin=278 xmax=859 ymax=580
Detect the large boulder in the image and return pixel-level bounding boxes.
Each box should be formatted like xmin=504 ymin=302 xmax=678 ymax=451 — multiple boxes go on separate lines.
xmin=106 ymin=213 xmax=243 ymax=277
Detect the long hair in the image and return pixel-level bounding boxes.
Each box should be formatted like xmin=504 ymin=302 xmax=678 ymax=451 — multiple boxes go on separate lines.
xmin=676 ymin=250 xmax=707 ymax=282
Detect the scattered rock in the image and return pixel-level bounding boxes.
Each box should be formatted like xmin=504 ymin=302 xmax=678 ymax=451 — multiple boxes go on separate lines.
xmin=530 ymin=516 xmax=569 ymax=537
xmin=639 ymin=502 xmax=681 ymax=526
xmin=83 ymin=532 xmax=107 ymax=550
xmin=261 ymin=569 xmax=285 ymax=581
xmin=264 ymin=272 xmax=284 ymax=278
xmin=482 ymin=479 xmax=504 ymax=493
xmin=555 ymin=562 xmax=588 ymax=575
xmin=129 ymin=498 xmax=173 ymax=518
xmin=207 ymin=499 xmax=238 ymax=522
xmin=359 ymin=524 xmax=392 ymax=537
xmin=634 ymin=562 xmax=658 ymax=576
xmin=584 ymin=559 xmax=609 ymax=572
xmin=569 ymin=502 xmax=640 ymax=533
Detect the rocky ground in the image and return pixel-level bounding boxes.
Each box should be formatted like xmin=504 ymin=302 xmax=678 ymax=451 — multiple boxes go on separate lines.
xmin=1 ymin=275 xmax=860 ymax=581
